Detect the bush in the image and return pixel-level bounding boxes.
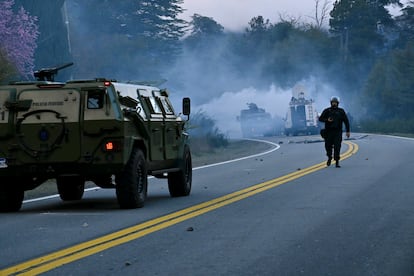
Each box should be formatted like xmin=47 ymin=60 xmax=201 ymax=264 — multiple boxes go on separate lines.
xmin=0 ymin=48 xmax=17 ymax=82
xmin=187 ymin=110 xmax=228 ymax=153
xmin=359 ymin=118 xmax=414 ymax=134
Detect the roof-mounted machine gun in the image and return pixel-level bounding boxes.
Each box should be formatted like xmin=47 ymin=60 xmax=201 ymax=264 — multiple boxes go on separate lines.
xmin=33 ymin=62 xmax=74 ymax=82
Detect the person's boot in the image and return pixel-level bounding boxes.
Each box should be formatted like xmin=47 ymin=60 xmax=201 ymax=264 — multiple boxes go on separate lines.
xmin=335 ymin=161 xmax=341 ymax=168
xmin=326 ymin=157 xmax=332 ymax=166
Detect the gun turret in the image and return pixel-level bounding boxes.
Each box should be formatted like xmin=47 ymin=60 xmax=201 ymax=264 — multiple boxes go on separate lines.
xmin=33 ymin=62 xmax=74 ymax=82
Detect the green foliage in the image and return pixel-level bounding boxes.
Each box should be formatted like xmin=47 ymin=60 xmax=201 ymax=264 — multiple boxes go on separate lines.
xmin=68 ymin=0 xmax=187 ymax=80
xmin=189 ymin=14 xmax=224 ymax=37
xmin=184 ymin=14 xmax=225 ymax=50
xmin=362 ymin=42 xmax=414 ymax=121
xmin=395 ymin=2 xmax=414 ymax=48
xmin=187 ymin=110 xmax=228 ymax=152
xmin=238 ymin=20 xmax=338 ymax=88
xmin=0 ymin=48 xmax=17 ymax=82
xmin=359 ymin=118 xmax=414 ymax=133
xmin=329 ymin=0 xmax=397 ymax=62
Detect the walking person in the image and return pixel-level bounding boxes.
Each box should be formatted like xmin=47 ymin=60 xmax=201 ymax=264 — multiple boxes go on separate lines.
xmin=319 ymin=96 xmax=350 ymax=168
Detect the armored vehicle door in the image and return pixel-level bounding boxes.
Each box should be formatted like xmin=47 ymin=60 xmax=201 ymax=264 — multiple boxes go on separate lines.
xmin=0 ymin=83 xmax=80 ymax=163
xmin=139 ymin=90 xmax=165 ymax=161
xmin=154 ymin=91 xmax=180 ymax=160
xmin=82 ymin=84 xmax=123 ymax=155
xmin=14 ymin=87 xmax=81 ymax=162
xmin=0 ymin=89 xmax=13 ymax=139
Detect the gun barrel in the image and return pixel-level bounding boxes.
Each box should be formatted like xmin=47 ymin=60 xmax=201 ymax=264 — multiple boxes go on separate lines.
xmin=33 ymin=62 xmax=74 ymax=81
xmin=56 ymin=62 xmax=74 ymax=71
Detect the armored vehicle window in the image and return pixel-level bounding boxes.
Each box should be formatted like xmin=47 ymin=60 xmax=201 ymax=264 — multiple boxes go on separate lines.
xmin=87 ymin=89 xmax=105 ymax=109
xmin=159 ymin=97 xmax=174 ymax=115
xmin=147 ymin=96 xmax=163 ymax=114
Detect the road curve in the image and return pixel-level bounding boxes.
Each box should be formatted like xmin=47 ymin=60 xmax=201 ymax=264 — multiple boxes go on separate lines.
xmin=1 ymin=134 xmax=413 ymax=275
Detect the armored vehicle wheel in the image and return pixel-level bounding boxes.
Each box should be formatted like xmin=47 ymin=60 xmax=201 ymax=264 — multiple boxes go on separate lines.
xmin=115 ymin=148 xmax=148 ymax=209
xmin=56 ymin=175 xmax=85 ymax=201
xmin=0 ymin=178 xmax=24 ymax=212
xmin=168 ymin=146 xmax=192 ymax=197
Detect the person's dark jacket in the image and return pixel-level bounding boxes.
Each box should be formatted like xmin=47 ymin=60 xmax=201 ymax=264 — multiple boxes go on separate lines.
xmin=319 ymin=107 xmax=350 ymax=132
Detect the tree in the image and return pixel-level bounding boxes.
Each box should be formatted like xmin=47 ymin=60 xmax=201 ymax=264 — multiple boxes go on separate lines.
xmin=327 ymin=0 xmax=402 ymax=102
xmin=362 ymin=42 xmax=414 ymax=120
xmin=311 ymin=0 xmax=332 ymax=29
xmin=133 ymin=0 xmax=187 ymax=62
xmin=189 ymin=14 xmax=224 ymax=37
xmin=395 ymin=1 xmax=414 ymax=48
xmin=15 ymin=0 xmax=71 ymax=76
xmin=240 ymin=16 xmax=273 ymax=75
xmin=246 ymin=15 xmax=271 ymax=35
xmin=184 ymin=14 xmax=224 ymax=49
xmin=69 ymin=0 xmax=187 ymax=79
xmin=0 ymin=0 xmax=38 ymax=79
xmin=329 ymin=0 xmax=400 ymax=60
xmin=0 ymin=48 xmax=17 ymax=81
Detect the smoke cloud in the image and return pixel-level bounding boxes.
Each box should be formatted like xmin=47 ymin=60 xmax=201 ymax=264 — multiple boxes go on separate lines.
xmin=64 ymin=2 xmax=351 ymax=138
xmin=191 ymin=78 xmax=343 ymax=138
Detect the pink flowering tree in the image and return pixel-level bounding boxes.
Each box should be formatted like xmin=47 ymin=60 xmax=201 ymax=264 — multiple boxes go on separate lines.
xmin=0 ymin=0 xmax=38 ymax=80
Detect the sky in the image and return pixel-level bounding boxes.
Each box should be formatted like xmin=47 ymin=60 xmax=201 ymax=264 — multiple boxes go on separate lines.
xmin=181 ymin=0 xmax=334 ymax=31
xmin=181 ymin=0 xmax=406 ymax=31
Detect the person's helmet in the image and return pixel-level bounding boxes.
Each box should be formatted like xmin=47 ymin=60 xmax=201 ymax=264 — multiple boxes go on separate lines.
xmin=330 ymin=96 xmax=340 ymax=103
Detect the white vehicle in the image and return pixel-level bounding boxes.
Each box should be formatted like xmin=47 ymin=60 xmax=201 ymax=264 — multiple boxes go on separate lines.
xmin=284 ymin=85 xmax=319 ymax=136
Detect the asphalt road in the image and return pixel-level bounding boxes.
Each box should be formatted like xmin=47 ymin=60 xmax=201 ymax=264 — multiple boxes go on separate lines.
xmin=1 ymin=134 xmax=414 ymax=275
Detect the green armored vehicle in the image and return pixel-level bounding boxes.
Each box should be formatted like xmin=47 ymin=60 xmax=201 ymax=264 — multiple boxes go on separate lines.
xmin=0 ymin=64 xmax=192 ymax=211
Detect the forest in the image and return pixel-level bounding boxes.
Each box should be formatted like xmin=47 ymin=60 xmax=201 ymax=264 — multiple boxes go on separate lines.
xmin=1 ymin=0 xmax=414 ymax=140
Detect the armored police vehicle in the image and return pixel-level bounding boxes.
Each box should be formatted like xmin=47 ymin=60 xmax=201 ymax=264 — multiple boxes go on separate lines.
xmin=0 ymin=64 xmax=192 ymax=211
xmin=238 ymin=103 xmax=275 ymax=138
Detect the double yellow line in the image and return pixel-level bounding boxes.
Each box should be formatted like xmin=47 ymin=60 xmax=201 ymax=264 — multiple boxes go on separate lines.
xmin=1 ymin=141 xmax=358 ymax=275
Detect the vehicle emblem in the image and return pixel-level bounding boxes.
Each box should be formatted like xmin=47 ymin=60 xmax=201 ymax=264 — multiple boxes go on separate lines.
xmin=39 ymin=128 xmax=49 ymax=141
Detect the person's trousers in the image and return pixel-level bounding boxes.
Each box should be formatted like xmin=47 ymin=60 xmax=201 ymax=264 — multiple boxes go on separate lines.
xmin=324 ymin=130 xmax=343 ymax=161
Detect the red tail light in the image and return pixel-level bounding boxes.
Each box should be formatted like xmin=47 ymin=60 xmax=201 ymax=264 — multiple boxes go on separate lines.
xmin=102 ymin=140 xmax=122 ymax=152
xmin=105 ymin=142 xmax=114 ymax=151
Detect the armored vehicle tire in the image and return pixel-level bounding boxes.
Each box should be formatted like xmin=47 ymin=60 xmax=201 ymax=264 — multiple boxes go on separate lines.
xmin=56 ymin=176 xmax=85 ymax=201
xmin=115 ymin=148 xmax=148 ymax=209
xmin=0 ymin=178 xmax=24 ymax=212
xmin=168 ymin=146 xmax=192 ymax=197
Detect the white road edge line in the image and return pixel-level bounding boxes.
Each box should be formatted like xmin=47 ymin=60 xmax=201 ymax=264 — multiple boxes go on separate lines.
xmin=23 ymin=139 xmax=280 ymax=204
xmin=377 ymin=134 xmax=414 ymax=141
xmin=193 ymin=138 xmax=280 ymax=170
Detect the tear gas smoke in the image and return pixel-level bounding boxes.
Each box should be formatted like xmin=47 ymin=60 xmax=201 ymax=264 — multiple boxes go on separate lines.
xmin=64 ymin=1 xmax=349 ymax=138
xmin=191 ymin=78 xmax=343 ymax=138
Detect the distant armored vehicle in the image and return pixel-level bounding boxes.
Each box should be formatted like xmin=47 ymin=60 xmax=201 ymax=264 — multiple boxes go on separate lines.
xmin=238 ymin=103 xmax=275 ymax=138
xmin=0 ymin=64 xmax=191 ymax=211
xmin=284 ymin=85 xmax=319 ymax=136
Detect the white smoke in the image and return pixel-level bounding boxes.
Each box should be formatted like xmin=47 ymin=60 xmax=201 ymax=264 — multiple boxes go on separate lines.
xmin=195 ymin=84 xmax=291 ymax=138
xmin=193 ymin=78 xmax=343 ymax=138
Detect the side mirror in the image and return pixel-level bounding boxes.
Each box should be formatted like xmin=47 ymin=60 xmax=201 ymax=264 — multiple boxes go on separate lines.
xmin=182 ymin=97 xmax=190 ymax=119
